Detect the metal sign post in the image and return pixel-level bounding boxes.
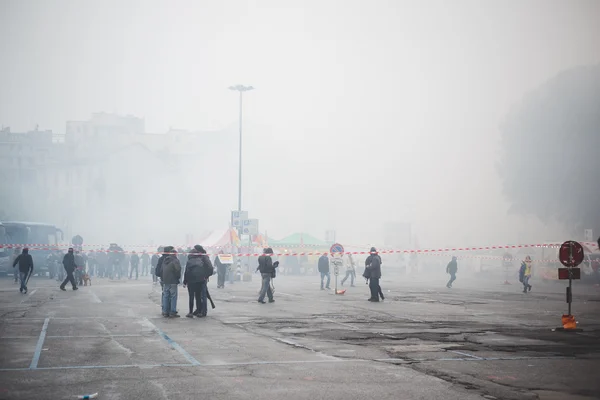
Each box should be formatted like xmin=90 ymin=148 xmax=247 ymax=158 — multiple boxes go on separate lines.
xmin=555 ymin=240 xmax=584 ymax=332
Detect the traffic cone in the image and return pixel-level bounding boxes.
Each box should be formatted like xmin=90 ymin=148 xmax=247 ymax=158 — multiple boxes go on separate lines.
xmin=561 ymin=314 xmax=577 ymax=330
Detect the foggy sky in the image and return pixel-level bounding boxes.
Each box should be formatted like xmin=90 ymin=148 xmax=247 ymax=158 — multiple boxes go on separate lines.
xmin=1 ymin=0 xmax=599 ymax=248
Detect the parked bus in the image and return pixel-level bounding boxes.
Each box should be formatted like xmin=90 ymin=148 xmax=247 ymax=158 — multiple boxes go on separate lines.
xmin=0 ymin=221 xmax=64 ymax=276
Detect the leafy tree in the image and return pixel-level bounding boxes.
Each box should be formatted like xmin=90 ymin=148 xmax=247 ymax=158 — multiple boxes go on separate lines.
xmin=498 ymin=65 xmax=600 ymax=239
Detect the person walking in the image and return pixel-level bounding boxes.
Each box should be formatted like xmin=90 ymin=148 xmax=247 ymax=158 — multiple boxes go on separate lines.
xmin=257 ymin=248 xmax=276 ymax=304
xmin=341 ymin=253 xmax=356 ymax=287
xmin=161 ymin=246 xmax=181 ymax=318
xmin=12 ymin=248 xmax=34 ymax=294
xmin=60 ymin=248 xmax=79 ymax=291
xmin=129 ymin=251 xmax=140 ymax=280
xmin=141 ymin=250 xmax=150 ymax=276
xmin=10 ymin=248 xmax=20 ymax=284
xmin=365 ymin=247 xmax=383 ymax=302
xmin=318 ymin=254 xmax=331 ymax=290
xmin=519 ymin=256 xmax=533 ymax=293
xmin=446 ymin=256 xmax=458 ymax=288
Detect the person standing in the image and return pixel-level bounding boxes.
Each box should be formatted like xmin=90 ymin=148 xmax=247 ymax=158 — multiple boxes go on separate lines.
xmin=446 ymin=256 xmax=458 ymax=288
xmin=214 ymin=251 xmax=227 ymax=288
xmin=129 ymin=251 xmax=140 ymax=280
xmin=141 ymin=250 xmax=150 ymax=277
xmin=96 ymin=249 xmax=107 ymax=278
xmin=318 ymin=253 xmax=331 ymax=290
xmin=519 ymin=255 xmax=533 ymax=293
xmin=12 ymin=248 xmax=34 ymax=294
xmin=257 ymin=248 xmax=276 ymax=304
xmin=151 ymin=249 xmax=160 ymax=285
xmin=341 ymin=253 xmax=356 ymax=287
xmin=161 ymin=246 xmax=181 ymax=318
xmin=184 ymin=245 xmax=214 ymax=318
xmin=365 ymin=247 xmax=382 ymax=302
xmin=60 ymin=248 xmax=79 ymax=291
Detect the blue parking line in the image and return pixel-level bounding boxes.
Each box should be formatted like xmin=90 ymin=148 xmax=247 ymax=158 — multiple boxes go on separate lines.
xmin=30 ymin=317 xmax=50 ymax=369
xmin=144 ymin=318 xmax=201 ymax=366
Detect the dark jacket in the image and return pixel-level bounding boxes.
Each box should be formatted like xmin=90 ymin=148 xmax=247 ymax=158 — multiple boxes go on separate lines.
xmin=13 ymin=249 xmax=34 ymax=273
xmin=162 ymin=254 xmax=181 ymax=284
xmin=365 ymin=254 xmax=382 ymax=279
xmin=258 ymin=255 xmax=275 ymax=274
xmin=446 ymin=259 xmax=458 ymax=274
xmin=63 ymin=252 xmax=77 ymax=273
xmin=96 ymin=251 xmax=108 ymax=265
xmin=141 ymin=253 xmax=150 ymax=265
xmin=318 ymin=255 xmax=329 ymax=273
xmin=184 ymin=251 xmax=214 ymax=284
xmin=130 ymin=254 xmax=140 ymax=266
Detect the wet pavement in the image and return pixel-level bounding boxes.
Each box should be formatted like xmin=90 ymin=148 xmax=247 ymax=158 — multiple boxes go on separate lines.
xmin=0 ymin=271 xmax=599 ymax=400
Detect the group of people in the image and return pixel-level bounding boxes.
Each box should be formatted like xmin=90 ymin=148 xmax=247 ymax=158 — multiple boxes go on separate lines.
xmin=315 ymin=248 xmax=384 ymax=302
xmin=153 ymin=245 xmax=214 ymax=318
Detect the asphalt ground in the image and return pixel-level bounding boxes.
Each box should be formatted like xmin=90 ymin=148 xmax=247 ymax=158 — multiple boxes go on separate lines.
xmin=0 ymin=269 xmax=599 ymax=400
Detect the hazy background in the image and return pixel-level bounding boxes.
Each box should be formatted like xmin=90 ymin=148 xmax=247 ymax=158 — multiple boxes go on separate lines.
xmin=1 ymin=0 xmax=599 ymax=248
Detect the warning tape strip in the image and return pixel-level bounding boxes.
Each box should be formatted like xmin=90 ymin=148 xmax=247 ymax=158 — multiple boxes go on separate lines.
xmin=0 ymin=242 xmax=564 ymax=257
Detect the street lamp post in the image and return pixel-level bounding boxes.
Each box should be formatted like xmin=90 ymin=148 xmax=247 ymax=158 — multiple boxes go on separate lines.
xmin=228 ymin=84 xmax=254 ymax=231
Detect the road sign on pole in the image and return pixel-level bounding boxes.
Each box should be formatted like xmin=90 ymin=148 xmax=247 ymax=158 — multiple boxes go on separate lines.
xmin=330 ymin=243 xmax=344 ymax=255
xmin=555 ymin=240 xmax=585 ymax=332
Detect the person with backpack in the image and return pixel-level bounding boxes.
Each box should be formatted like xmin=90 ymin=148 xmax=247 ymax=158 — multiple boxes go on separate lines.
xmin=161 ymin=246 xmax=181 ymax=318
xmin=446 ymin=256 xmax=458 ymax=288
xmin=183 ymin=245 xmax=214 ymax=318
xmin=318 ymin=254 xmax=331 ymax=290
xmin=519 ymin=255 xmax=533 ymax=293
xmin=13 ymin=248 xmax=34 ymax=294
xmin=365 ymin=247 xmax=383 ymax=302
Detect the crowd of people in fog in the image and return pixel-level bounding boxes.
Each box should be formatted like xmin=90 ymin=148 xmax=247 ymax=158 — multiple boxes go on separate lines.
xmin=10 ymin=236 xmax=600 ymax=307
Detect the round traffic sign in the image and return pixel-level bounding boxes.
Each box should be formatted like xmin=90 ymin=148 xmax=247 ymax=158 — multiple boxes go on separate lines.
xmin=330 ymin=243 xmax=344 ymax=254
xmin=559 ymin=240 xmax=584 ymax=268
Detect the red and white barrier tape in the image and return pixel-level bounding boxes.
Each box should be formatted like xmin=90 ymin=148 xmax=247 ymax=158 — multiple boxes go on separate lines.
xmin=0 ymin=242 xmax=565 ymax=257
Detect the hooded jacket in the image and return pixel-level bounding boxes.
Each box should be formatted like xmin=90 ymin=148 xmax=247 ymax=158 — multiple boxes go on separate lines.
xmin=184 ymin=250 xmax=214 ymax=284
xmin=258 ymin=254 xmax=275 ymax=274
xmin=161 ymin=249 xmax=181 ymax=284
xmin=63 ymin=251 xmax=77 ymax=273
xmin=446 ymin=258 xmax=458 ymax=274
xmin=13 ymin=249 xmax=34 ymax=273
xmin=318 ymin=255 xmax=329 ymax=273
xmin=365 ymin=252 xmax=382 ymax=279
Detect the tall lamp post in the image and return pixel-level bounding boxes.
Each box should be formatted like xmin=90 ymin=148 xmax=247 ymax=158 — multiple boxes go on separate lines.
xmin=228 ymin=84 xmax=254 ymax=235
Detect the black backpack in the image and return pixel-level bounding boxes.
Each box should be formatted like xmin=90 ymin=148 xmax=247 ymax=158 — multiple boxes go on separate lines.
xmin=155 ymin=257 xmax=164 ymax=278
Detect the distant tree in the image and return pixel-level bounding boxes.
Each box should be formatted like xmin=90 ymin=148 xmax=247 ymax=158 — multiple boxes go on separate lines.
xmin=498 ymin=65 xmax=600 ymax=239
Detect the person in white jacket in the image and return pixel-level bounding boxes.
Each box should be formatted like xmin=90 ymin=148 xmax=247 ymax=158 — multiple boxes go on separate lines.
xmin=341 ymin=253 xmax=357 ymax=287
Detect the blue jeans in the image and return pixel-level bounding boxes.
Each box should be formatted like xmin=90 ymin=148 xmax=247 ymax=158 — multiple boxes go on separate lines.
xmin=258 ymin=273 xmax=273 ymax=302
xmin=19 ymin=271 xmax=28 ymax=292
xmin=162 ymin=284 xmax=178 ymax=315
xmin=320 ymin=271 xmax=331 ymax=289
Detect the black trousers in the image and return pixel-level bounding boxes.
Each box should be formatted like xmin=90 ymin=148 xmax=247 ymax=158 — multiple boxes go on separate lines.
xmin=130 ymin=264 xmax=139 ymax=279
xmin=369 ymin=278 xmax=381 ymax=301
xmin=187 ymin=282 xmax=202 ymax=314
xmin=61 ymin=270 xmax=77 ymax=289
